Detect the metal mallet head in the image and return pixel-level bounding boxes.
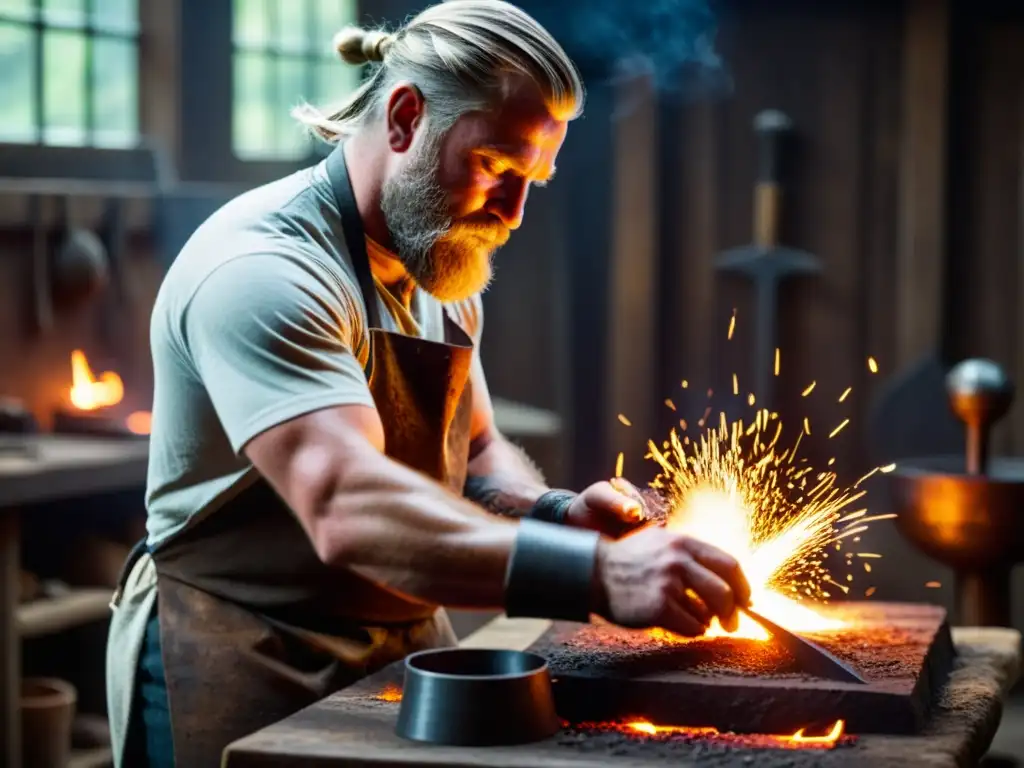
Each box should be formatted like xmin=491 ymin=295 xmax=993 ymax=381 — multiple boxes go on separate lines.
xmin=754 ymin=109 xmax=794 ymax=135
xmin=945 ymin=359 xmax=1015 ymax=475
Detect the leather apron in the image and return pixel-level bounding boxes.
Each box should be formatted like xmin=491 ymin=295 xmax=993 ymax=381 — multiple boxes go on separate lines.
xmin=108 ymin=146 xmax=475 ymax=767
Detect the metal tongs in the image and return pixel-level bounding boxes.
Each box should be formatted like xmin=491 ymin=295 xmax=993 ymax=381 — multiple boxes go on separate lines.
xmin=741 ymin=607 xmax=868 ymax=684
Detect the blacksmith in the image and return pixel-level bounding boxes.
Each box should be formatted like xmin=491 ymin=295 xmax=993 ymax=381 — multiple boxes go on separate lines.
xmin=106 ymin=2 xmax=751 ymax=765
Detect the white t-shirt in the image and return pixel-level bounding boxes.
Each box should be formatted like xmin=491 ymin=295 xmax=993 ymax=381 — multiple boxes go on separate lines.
xmin=144 ymin=158 xmax=483 ymax=547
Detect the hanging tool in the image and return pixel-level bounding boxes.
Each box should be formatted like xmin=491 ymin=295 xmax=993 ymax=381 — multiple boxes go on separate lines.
xmin=714 ymin=110 xmax=821 ymax=413
xmin=741 ymin=607 xmax=868 ymax=684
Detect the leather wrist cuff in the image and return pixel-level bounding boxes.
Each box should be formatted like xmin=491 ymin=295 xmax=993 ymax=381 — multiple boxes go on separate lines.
xmin=503 ymin=518 xmax=600 ymax=622
xmin=527 ymin=489 xmax=577 ymax=526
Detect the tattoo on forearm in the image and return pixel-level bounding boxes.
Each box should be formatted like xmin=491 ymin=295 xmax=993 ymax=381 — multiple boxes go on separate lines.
xmin=463 ymin=475 xmax=531 ymax=518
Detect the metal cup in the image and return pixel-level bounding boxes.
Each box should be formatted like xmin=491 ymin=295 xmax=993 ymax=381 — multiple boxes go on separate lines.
xmin=395 ymin=648 xmax=559 ymax=746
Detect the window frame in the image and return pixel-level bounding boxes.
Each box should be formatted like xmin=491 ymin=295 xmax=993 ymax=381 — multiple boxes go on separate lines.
xmin=0 ymin=0 xmax=158 ymax=183
xmin=180 ymin=0 xmax=365 ymax=185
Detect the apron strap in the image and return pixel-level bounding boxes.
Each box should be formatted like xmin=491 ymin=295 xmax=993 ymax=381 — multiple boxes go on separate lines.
xmin=325 ymin=145 xmax=382 ymax=331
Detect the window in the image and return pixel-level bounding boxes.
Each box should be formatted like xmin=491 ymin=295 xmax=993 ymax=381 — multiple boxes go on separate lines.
xmin=0 ymin=0 xmax=139 ymax=148
xmin=232 ymin=0 xmax=360 ymax=161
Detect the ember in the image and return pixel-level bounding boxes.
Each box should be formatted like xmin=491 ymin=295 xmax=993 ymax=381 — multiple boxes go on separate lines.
xmin=570 ymin=717 xmax=850 ymax=750
xmin=373 ymin=683 xmax=402 ymax=702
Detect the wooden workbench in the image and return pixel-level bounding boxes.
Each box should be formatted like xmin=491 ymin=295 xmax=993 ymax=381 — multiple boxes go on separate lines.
xmin=224 ymin=617 xmax=1022 ymax=768
xmin=0 ymin=435 xmax=149 ymax=768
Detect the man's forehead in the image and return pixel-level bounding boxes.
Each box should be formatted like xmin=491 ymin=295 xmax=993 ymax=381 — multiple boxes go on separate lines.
xmin=472 ymin=95 xmax=567 ymax=159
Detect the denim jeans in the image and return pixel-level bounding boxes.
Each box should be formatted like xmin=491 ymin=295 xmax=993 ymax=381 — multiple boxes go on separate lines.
xmin=126 ymin=610 xmax=175 ymax=768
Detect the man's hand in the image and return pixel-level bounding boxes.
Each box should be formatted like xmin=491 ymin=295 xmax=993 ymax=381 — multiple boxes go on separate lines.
xmin=592 ymin=525 xmax=752 ymax=636
xmin=563 ymin=478 xmax=651 ymax=538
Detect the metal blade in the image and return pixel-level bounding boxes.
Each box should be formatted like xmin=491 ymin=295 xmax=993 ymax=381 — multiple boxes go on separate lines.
xmin=741 ymin=607 xmax=868 ymax=685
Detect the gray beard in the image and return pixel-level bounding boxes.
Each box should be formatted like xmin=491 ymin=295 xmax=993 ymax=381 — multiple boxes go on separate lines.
xmin=379 ymin=137 xmax=497 ymax=302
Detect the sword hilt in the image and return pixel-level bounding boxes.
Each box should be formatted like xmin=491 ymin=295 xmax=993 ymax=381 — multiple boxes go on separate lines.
xmin=753 ymin=109 xmax=793 ymax=250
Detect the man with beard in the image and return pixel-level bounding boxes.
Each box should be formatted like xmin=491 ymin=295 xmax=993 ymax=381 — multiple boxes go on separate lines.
xmin=105 ymin=2 xmax=751 ymax=766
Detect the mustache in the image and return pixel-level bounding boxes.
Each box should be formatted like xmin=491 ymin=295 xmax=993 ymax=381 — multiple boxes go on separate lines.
xmin=451 ymin=219 xmax=509 ymax=245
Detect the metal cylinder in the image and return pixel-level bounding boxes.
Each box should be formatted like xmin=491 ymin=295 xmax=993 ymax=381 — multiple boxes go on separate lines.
xmin=955 ymin=568 xmax=1013 ymax=627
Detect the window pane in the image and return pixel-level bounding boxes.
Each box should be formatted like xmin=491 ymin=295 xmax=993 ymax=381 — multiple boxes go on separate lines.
xmin=0 ymin=0 xmax=35 ymax=22
xmin=274 ymin=0 xmax=309 ymax=54
xmin=313 ymin=0 xmax=357 ymax=54
xmin=233 ymin=51 xmax=272 ymax=159
xmin=0 ymin=22 xmax=36 ymax=142
xmin=93 ymin=37 xmax=137 ymax=147
xmin=43 ymin=29 xmax=86 ymax=145
xmin=315 ymin=57 xmax=360 ymax=108
xmin=233 ymin=0 xmax=268 ymax=48
xmin=275 ymin=56 xmax=310 ymax=158
xmin=92 ymin=0 xmax=137 ymax=34
xmin=42 ymin=0 xmax=85 ymax=27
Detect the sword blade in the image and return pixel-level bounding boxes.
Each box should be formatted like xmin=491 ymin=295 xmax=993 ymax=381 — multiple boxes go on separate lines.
xmin=741 ymin=607 xmax=868 ymax=685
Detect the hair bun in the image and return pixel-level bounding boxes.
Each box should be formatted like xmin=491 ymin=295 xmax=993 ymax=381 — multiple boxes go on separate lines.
xmin=333 ymin=26 xmax=394 ymax=64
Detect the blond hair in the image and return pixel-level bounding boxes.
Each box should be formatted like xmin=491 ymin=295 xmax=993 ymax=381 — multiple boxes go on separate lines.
xmin=292 ymin=0 xmax=585 ymax=142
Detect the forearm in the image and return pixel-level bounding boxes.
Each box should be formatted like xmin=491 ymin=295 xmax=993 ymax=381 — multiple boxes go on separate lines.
xmin=310 ymin=446 xmax=519 ymax=609
xmin=463 ymin=431 xmax=550 ymax=517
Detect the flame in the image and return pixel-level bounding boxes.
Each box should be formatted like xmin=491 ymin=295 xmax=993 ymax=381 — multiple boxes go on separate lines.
xmin=69 ymin=350 xmax=123 ymax=411
xmin=590 ymin=718 xmax=847 ymax=749
xmin=67 ymin=350 xmax=153 ymax=434
xmin=373 ymin=683 xmax=402 ymax=702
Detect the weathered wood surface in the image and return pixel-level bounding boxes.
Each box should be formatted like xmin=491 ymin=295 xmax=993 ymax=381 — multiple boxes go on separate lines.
xmin=527 ymin=603 xmax=954 ymax=734
xmin=0 ymin=434 xmax=148 ymax=507
xmin=222 ymin=615 xmax=1022 ymax=768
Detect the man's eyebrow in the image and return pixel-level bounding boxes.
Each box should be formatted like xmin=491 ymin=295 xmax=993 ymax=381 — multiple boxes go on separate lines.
xmin=479 ymin=147 xmax=556 ymax=184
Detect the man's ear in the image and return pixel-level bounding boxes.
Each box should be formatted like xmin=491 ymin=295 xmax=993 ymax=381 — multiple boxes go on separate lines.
xmin=385 ymin=83 xmax=425 ymax=153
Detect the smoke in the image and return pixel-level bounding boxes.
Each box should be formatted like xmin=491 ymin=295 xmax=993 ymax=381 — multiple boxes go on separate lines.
xmin=516 ymin=0 xmax=731 ymax=100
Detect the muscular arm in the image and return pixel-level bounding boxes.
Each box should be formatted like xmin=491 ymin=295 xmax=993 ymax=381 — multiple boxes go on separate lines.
xmin=183 ymin=255 xmax=549 ymax=610
xmin=245 ymin=404 xmax=523 ymax=609
xmin=461 ymin=350 xmax=552 ymax=518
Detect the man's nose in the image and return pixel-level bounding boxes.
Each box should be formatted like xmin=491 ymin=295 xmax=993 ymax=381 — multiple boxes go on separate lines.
xmin=485 ymin=178 xmax=529 ymax=231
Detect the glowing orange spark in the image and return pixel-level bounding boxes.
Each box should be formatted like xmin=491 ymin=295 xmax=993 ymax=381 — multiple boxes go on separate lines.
xmin=615 ymin=452 xmax=624 ymax=478
xmin=865 ymin=586 xmax=876 ymax=597
xmin=926 ymin=581 xmax=942 ymax=588
xmin=867 ymin=356 xmax=879 ymax=373
xmin=665 ymin=399 xmax=677 ymax=411
xmin=838 ymin=386 xmax=852 ymax=402
xmin=618 ymin=414 xmax=632 ymax=426
xmin=728 ymin=310 xmax=737 ymax=340
xmin=774 ymin=348 xmax=780 ymax=375
xmin=682 ymin=379 xmax=689 ymax=388
xmin=733 ymin=374 xmax=739 ymax=395
xmin=803 ymin=417 xmax=811 ymax=434
xmin=801 ymin=381 xmax=816 ymax=397
xmin=747 ymin=393 xmax=755 ymax=406
xmin=829 ymin=419 xmax=850 ymax=438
